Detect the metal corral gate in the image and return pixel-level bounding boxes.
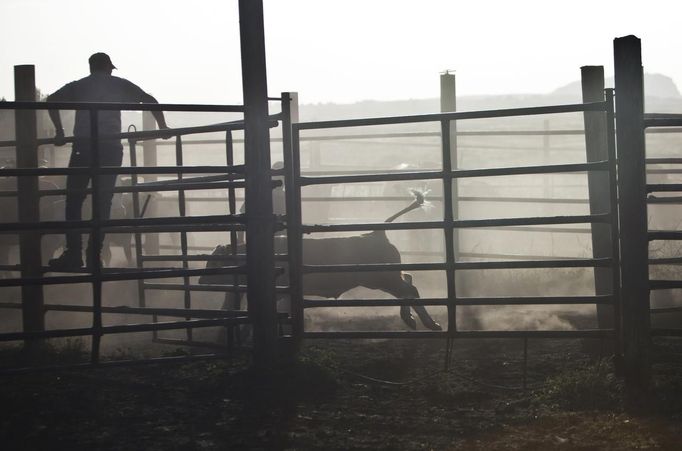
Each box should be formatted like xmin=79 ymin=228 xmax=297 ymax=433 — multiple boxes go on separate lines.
xmin=284 ymin=89 xmax=621 ymax=358
xmin=0 ymin=1 xmax=281 ymax=369
xmin=0 ymin=93 xmax=252 ymax=363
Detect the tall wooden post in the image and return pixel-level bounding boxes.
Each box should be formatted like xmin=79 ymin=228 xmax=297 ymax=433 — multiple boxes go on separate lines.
xmin=239 ymin=0 xmax=277 ymax=369
xmin=142 ymin=112 xmax=159 ymax=254
xmin=613 ymin=35 xmax=650 ymax=393
xmin=14 ymin=65 xmax=45 ymax=350
xmin=581 ymin=66 xmax=615 ymax=334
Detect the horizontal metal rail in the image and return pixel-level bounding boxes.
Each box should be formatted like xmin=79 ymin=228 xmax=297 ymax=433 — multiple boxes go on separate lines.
xmin=302 ymin=257 xmax=611 ymax=274
xmin=297 ymin=129 xmax=587 ymax=141
xmin=295 ymin=101 xmax=608 ymax=130
xmin=0 ymin=266 xmax=250 ymax=287
xmin=0 ymin=116 xmax=281 ymax=148
xmin=458 ymin=252 xmax=586 ymax=261
xmin=0 ymin=214 xmax=245 ymax=233
xmin=302 ymin=329 xmax=614 ymax=339
xmin=650 ymin=306 xmax=682 ymax=314
xmin=646 ymin=157 xmax=682 ymax=165
xmin=302 ymin=295 xmax=613 ymax=308
xmin=141 ymin=254 xmax=232 ymax=262
xmin=298 ymin=161 xmax=608 ymax=186
xmin=455 ymin=257 xmax=612 ymax=270
xmin=143 ymin=283 xmax=291 ymax=294
xmin=648 ymin=231 xmax=682 ymax=241
xmin=650 ymin=280 xmax=682 ymax=290
xmin=650 ymin=329 xmax=682 ymax=337
xmin=0 ymin=164 xmax=245 ymax=177
xmin=0 ymin=318 xmax=248 ymax=342
xmin=649 ymin=257 xmax=682 ymax=265
xmin=647 ymin=184 xmax=682 ymax=193
xmin=647 ymin=196 xmax=682 ymax=205
xmin=0 ymin=302 xmax=248 ymax=318
xmin=301 ymin=213 xmax=610 ymax=234
xmin=643 ymin=113 xmax=682 ymax=128
xmin=0 ymin=100 xmax=246 ymax=113
xmin=296 ymin=195 xmax=589 ymax=205
xmin=0 ymin=173 xmax=251 ymax=198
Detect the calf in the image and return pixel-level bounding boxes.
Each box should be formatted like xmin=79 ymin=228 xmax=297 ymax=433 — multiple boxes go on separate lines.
xmin=200 ymin=194 xmax=442 ymax=331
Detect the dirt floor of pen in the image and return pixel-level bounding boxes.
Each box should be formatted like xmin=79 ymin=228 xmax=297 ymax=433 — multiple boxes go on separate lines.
xmin=1 ymin=331 xmax=681 ymax=451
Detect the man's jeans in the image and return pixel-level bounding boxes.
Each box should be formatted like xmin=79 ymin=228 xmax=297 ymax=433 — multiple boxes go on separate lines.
xmin=64 ymin=140 xmax=123 ymax=257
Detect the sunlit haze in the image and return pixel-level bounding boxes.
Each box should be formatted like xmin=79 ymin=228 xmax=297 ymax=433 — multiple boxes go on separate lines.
xmin=2 ymin=0 xmax=682 ymax=105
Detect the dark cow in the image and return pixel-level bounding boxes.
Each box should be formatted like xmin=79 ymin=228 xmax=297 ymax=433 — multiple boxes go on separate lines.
xmin=200 ymin=193 xmax=442 ymax=331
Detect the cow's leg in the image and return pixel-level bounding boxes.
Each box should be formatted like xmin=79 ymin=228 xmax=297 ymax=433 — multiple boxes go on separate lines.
xmin=412 ymin=305 xmax=442 ymax=331
xmin=400 ymin=305 xmax=418 ymax=330
xmin=123 ymin=241 xmax=133 ymax=265
xmin=101 ymin=239 xmax=112 ymax=266
xmin=221 ymin=291 xmax=242 ymax=311
xmin=375 ymin=272 xmax=440 ymax=330
xmin=395 ymin=273 xmax=442 ymax=331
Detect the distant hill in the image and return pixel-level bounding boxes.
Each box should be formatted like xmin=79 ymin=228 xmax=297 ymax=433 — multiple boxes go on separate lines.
xmin=551 ymin=73 xmax=681 ymax=99
xmin=299 ymin=74 xmax=682 ymax=123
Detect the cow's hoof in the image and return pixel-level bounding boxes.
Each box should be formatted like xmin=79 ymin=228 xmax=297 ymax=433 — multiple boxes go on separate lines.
xmin=400 ymin=311 xmax=417 ymax=330
xmin=425 ymin=321 xmax=442 ymax=331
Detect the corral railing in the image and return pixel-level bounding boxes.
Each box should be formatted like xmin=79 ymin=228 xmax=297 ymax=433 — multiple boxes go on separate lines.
xmin=644 ymin=112 xmax=682 ymax=337
xmin=285 ymin=96 xmax=620 ymax=356
xmin=0 ymin=86 xmax=286 ymax=368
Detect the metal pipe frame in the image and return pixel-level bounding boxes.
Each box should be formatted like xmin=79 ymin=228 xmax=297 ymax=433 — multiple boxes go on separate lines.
xmin=0 ymin=266 xmax=252 ymax=288
xmin=298 ymin=161 xmax=608 ymax=186
xmin=288 ymin=97 xmax=619 ymax=342
xmin=295 ymin=101 xmax=608 ymax=130
xmin=0 ymin=318 xmax=251 ymax=343
xmin=0 ymin=302 xmax=250 ymax=318
xmin=302 ymin=294 xmax=613 ymax=308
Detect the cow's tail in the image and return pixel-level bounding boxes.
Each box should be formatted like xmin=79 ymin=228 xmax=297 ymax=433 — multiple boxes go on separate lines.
xmin=384 ymin=189 xmax=426 ymax=223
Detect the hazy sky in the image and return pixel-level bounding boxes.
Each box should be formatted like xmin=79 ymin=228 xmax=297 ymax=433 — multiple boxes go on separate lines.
xmin=1 ymin=0 xmax=681 ymax=105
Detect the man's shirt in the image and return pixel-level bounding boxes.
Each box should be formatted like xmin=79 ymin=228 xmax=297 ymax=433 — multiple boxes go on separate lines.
xmin=49 ymin=74 xmax=148 ymax=139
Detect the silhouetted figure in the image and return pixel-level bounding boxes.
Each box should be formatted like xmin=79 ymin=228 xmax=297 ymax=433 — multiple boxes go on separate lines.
xmin=46 ymin=52 xmax=169 ymax=270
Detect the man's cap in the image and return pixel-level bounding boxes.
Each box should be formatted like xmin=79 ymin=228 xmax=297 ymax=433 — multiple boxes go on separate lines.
xmin=89 ymin=52 xmax=116 ymax=70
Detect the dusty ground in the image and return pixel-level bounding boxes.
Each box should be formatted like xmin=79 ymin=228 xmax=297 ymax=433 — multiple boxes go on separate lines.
xmin=0 ymin=335 xmax=681 ymax=450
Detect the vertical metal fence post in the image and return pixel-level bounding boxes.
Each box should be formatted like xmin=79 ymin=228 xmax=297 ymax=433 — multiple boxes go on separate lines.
xmin=14 ymin=65 xmax=45 ymax=352
xmin=440 ymin=73 xmax=463 ymax=296
xmin=175 ymin=136 xmax=193 ymax=341
xmin=129 ymin=141 xmax=149 ymax=315
xmin=542 ymin=119 xmax=552 ymax=198
xmin=613 ymin=35 xmax=650 ymax=393
xmin=89 ymin=108 xmax=103 ymax=364
xmin=226 ymin=130 xmax=238 ymax=248
xmin=605 ymin=88 xmax=623 ymax=365
xmin=225 ymin=130 xmax=239 ymax=348
xmin=142 ymin=112 xmax=159 ymax=255
xmin=581 ymin=66 xmax=615 ymax=341
xmin=239 ymin=0 xmax=277 ymax=368
xmin=281 ymin=92 xmax=302 ymax=348
xmin=441 ymin=120 xmax=457 ymax=346
xmin=289 ymin=125 xmax=304 ymax=344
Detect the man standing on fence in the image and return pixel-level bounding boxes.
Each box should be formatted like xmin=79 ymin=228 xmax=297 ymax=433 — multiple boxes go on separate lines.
xmin=46 ymin=52 xmax=170 ymax=271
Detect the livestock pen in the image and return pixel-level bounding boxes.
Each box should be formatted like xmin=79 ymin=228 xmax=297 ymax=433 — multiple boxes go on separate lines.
xmin=0 ymin=34 xmax=679 ymax=397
